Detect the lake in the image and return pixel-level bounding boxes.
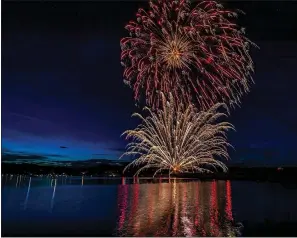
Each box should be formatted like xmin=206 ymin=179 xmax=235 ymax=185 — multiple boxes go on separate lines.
xmin=2 ymin=175 xmax=297 ymax=236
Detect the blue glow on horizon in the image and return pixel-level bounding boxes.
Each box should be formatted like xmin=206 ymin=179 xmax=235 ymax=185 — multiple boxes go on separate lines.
xmin=2 ymin=129 xmax=122 ymax=163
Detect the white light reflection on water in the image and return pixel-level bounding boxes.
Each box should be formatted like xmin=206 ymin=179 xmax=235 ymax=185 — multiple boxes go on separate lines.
xmin=23 ymin=177 xmax=31 ymax=210
xmin=50 ymin=179 xmax=57 ymax=212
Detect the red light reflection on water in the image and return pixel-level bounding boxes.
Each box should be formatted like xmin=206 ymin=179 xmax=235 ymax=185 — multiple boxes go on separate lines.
xmin=147 ymin=185 xmax=154 ymax=226
xmin=118 ymin=181 xmax=128 ymax=231
xmin=131 ymin=183 xmax=139 ymax=233
xmin=210 ymin=181 xmax=219 ymax=236
xmin=122 ymin=177 xmax=126 ymax=185
xmin=225 ymin=180 xmax=233 ymax=221
xmin=117 ymin=179 xmax=235 ymax=237
xmin=194 ymin=182 xmax=206 ymax=236
xmin=194 ymin=183 xmax=199 ymax=227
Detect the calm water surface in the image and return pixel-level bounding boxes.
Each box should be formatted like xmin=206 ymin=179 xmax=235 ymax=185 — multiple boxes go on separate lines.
xmin=2 ymin=175 xmax=297 ymax=236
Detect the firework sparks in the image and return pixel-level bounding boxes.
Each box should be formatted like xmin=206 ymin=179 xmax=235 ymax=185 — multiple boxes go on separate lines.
xmin=120 ymin=92 xmax=234 ymax=176
xmin=121 ymin=0 xmax=258 ymax=110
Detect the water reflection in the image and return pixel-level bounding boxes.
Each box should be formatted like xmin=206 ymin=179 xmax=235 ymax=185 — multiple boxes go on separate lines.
xmin=50 ymin=179 xmax=57 ymax=211
xmin=116 ymin=179 xmax=242 ymax=237
xmin=2 ymin=176 xmax=297 ymax=236
xmin=23 ymin=177 xmax=31 ymax=210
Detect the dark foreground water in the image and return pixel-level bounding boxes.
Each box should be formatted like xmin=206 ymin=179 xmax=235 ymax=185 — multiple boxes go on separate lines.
xmin=2 ymin=175 xmax=297 ymax=237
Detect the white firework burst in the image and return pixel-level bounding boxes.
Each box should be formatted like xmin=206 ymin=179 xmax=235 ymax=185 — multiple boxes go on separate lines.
xmin=120 ymin=92 xmax=234 ymax=177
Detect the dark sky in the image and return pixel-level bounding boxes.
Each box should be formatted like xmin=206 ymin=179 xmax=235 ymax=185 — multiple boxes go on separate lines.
xmin=2 ymin=1 xmax=297 ymax=166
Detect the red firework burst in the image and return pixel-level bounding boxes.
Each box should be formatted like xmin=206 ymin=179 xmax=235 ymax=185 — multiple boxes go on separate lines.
xmin=121 ymin=0 xmax=258 ymax=110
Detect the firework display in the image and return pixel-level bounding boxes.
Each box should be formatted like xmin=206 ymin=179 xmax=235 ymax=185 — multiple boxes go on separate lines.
xmin=121 ymin=0 xmax=257 ymax=110
xmin=120 ymin=93 xmax=234 ymax=176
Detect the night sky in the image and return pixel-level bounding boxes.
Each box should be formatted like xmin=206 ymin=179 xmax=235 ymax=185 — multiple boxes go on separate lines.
xmin=2 ymin=1 xmax=297 ymax=166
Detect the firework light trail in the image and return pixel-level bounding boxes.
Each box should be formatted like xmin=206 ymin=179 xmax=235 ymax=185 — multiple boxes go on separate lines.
xmin=121 ymin=0 xmax=258 ymax=110
xmin=120 ymin=92 xmax=234 ymax=176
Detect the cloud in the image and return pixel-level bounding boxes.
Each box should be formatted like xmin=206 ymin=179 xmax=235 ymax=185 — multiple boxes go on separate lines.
xmin=2 ymin=147 xmax=10 ymax=153
xmin=1 ymin=149 xmax=67 ymax=163
xmin=2 ymin=153 xmax=47 ymax=161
